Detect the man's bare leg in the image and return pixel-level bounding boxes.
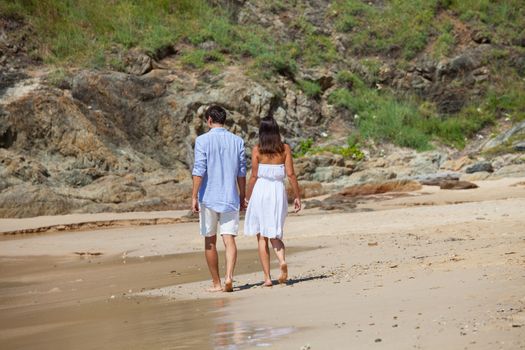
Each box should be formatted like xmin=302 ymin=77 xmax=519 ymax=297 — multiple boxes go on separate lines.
xmin=270 ymin=238 xmax=287 ymax=284
xmin=257 ymin=234 xmax=272 ymax=286
xmin=222 ymin=234 xmax=237 ymax=292
xmin=204 ymin=235 xmax=222 ymax=291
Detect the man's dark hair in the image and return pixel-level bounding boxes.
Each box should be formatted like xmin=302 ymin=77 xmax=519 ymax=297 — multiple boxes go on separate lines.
xmin=205 ymin=105 xmax=227 ymax=125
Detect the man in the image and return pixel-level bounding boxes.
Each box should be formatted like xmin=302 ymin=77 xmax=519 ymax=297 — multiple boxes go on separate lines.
xmin=192 ymin=105 xmax=246 ymax=292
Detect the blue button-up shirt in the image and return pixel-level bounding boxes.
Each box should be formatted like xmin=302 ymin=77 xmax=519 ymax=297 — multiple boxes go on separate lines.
xmin=192 ymin=127 xmax=246 ymax=213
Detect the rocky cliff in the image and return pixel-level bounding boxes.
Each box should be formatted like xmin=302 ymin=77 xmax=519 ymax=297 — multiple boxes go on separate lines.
xmin=1 ymin=1 xmax=524 ymax=217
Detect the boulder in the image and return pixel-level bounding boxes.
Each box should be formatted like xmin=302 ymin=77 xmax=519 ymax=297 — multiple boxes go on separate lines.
xmin=414 ymin=172 xmax=461 ymax=186
xmin=338 ymin=180 xmax=422 ymax=197
xmin=312 ymin=166 xmax=352 ymax=182
xmin=494 ymin=164 xmax=525 ymax=178
xmin=491 ymin=154 xmax=522 ymax=170
xmin=69 ymin=175 xmax=146 ymax=204
xmin=465 ymin=161 xmax=493 ymax=174
xmin=513 ymin=141 xmax=525 ymax=152
xmin=441 ymin=156 xmax=472 ymax=171
xmin=461 ymin=172 xmax=492 ymax=182
xmin=408 ymin=151 xmax=448 ymax=175
xmin=0 ymin=185 xmax=89 ymax=218
xmin=303 ymin=195 xmax=357 ymax=211
xmin=340 ymin=168 xmax=397 ymax=187
xmin=294 ymin=154 xmax=346 ymax=181
xmin=304 ymin=179 xmax=420 ymax=211
xmin=123 ymin=49 xmax=153 ymax=76
xmin=439 ymin=180 xmax=478 ymax=190
xmin=437 ymin=50 xmax=482 ymax=78
xmin=286 ymin=181 xmax=326 ymax=201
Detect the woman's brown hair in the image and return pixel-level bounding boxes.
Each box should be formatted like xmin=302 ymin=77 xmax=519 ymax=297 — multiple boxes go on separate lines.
xmin=258 ymin=116 xmax=284 ymax=156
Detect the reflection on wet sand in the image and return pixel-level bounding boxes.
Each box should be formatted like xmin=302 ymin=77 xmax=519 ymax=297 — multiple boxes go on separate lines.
xmin=213 ymin=320 xmax=295 ymax=349
xmin=0 ymin=247 xmax=305 ymax=349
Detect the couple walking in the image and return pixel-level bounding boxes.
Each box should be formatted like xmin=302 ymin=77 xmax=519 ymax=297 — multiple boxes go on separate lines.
xmin=191 ymin=105 xmax=302 ymax=292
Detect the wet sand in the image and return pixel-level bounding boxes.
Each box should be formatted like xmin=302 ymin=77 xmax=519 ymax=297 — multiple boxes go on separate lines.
xmin=1 ymin=177 xmax=525 ymax=349
xmin=0 ymin=235 xmax=307 ymax=349
xmin=0 ymin=249 xmax=299 ymax=349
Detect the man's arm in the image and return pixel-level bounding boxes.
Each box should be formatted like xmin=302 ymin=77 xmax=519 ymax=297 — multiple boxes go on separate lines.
xmin=192 ymin=176 xmax=202 ymax=213
xmin=191 ymin=138 xmax=206 ymax=213
xmin=237 ymin=176 xmax=246 ymax=210
xmin=237 ymin=141 xmax=247 ymax=210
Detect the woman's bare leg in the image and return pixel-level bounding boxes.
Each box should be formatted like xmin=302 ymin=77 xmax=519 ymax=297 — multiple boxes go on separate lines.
xmin=257 ymin=234 xmax=272 ymax=286
xmin=270 ymin=238 xmax=287 ymax=284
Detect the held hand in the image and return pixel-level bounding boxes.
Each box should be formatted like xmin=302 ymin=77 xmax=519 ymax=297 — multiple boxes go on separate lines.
xmin=240 ymin=196 xmax=247 ymax=211
xmin=191 ymin=197 xmax=200 ymax=213
xmin=294 ymin=198 xmax=302 ymax=213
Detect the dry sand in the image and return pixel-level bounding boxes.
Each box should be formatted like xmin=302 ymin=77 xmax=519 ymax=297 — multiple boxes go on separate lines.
xmin=1 ymin=177 xmax=524 ymax=349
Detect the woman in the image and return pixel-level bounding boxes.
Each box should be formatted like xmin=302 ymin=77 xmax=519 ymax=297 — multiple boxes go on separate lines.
xmin=244 ymin=116 xmax=301 ymax=286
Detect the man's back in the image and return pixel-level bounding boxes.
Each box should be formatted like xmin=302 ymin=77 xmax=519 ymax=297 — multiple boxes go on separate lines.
xmin=192 ymin=127 xmax=246 ymax=213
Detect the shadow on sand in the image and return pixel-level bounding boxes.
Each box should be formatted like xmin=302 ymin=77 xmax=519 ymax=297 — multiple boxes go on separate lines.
xmin=235 ymin=273 xmax=331 ymax=291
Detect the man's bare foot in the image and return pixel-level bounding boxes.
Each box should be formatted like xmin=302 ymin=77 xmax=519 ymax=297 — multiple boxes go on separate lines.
xmin=223 ymin=280 xmax=234 ymax=292
xmin=206 ymin=285 xmax=223 ymax=292
xmin=278 ymin=263 xmax=288 ymax=284
xmin=262 ymin=279 xmax=273 ymax=287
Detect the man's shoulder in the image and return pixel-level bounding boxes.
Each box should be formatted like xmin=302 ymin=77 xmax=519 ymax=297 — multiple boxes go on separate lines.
xmin=195 ymin=133 xmax=209 ymax=143
xmin=224 ymin=130 xmax=244 ymax=144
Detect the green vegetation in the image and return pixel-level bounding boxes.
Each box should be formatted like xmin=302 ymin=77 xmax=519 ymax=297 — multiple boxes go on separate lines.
xmin=297 ymin=80 xmax=322 ymax=99
xmin=329 ymin=86 xmax=432 ymax=150
xmin=329 ymin=71 xmax=501 ymax=149
xmin=1 ymin=0 xmax=298 ymax=75
xmin=291 ymin=17 xmax=338 ymax=67
xmin=442 ymin=0 xmax=525 ymax=44
xmin=3 ymin=0 xmax=524 ymax=152
xmin=484 ymin=81 xmax=525 ymax=123
xmin=180 ymin=49 xmax=224 ymax=69
xmin=296 ymin=138 xmax=314 ymax=157
xmin=329 ymin=78 xmax=525 ymax=149
xmin=0 ymin=0 xmax=189 ymax=65
xmin=46 ymin=67 xmax=71 ymax=87
xmin=265 ymin=0 xmax=291 ymax=14
xmin=432 ymin=20 xmax=455 ymax=59
xmin=294 ymin=137 xmax=365 ymax=160
xmin=336 ymin=70 xmax=365 ymax=89
xmin=332 ymin=0 xmax=437 ymax=59
xmin=333 ymin=0 xmax=524 ymax=58
xmin=327 ymin=143 xmax=365 ymax=160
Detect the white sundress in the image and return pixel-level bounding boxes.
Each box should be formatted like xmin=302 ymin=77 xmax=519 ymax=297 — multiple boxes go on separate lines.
xmin=244 ymin=163 xmax=288 ymax=239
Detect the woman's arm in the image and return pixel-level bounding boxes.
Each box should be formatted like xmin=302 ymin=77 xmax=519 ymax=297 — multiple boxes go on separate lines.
xmin=246 ymin=146 xmax=259 ymax=202
xmin=284 ymin=144 xmax=301 ymax=212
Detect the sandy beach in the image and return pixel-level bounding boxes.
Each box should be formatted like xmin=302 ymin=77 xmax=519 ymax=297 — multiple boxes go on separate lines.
xmin=1 ymin=177 xmax=524 ymax=349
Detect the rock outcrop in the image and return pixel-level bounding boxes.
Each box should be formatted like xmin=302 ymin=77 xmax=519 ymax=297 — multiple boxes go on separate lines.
xmin=1 ymin=2 xmax=524 ymax=218
xmin=0 ymin=61 xmax=335 ymax=216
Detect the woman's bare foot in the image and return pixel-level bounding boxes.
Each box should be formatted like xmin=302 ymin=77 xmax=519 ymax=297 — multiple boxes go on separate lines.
xmin=223 ymin=279 xmax=234 ymax=292
xmin=278 ymin=263 xmax=288 ymax=284
xmin=262 ymin=279 xmax=273 ymax=287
